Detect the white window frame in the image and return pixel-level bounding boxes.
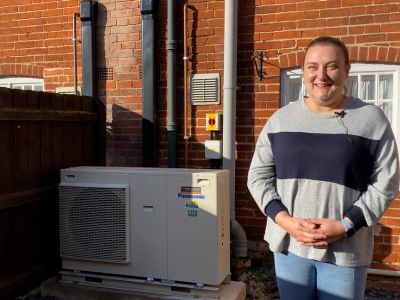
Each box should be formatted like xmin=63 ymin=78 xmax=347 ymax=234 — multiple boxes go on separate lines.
xmin=348 ymin=63 xmax=400 ymax=140
xmin=0 ymin=77 xmax=44 ymax=91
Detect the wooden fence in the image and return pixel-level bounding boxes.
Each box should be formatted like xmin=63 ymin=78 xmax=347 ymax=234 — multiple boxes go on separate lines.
xmin=0 ymin=87 xmax=105 ymax=299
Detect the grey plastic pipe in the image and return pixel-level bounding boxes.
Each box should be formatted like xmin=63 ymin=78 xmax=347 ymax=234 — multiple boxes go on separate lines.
xmin=166 ymin=0 xmax=177 ymax=167
xmin=223 ymin=0 xmax=248 ymax=258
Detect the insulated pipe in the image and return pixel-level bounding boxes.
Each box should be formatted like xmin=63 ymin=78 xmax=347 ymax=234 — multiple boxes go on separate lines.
xmin=166 ymin=0 xmax=177 ymax=167
xmin=223 ymin=0 xmax=248 ymax=257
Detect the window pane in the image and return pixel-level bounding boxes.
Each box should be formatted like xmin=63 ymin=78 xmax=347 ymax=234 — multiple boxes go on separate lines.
xmin=12 ymin=84 xmax=24 ymax=90
xmin=360 ymin=75 xmax=375 ymax=100
xmin=379 ymin=74 xmax=393 ymax=99
xmin=287 ymin=77 xmax=302 ymax=103
xmin=347 ymin=76 xmax=358 ymax=98
xmin=33 ymin=85 xmax=43 ymax=91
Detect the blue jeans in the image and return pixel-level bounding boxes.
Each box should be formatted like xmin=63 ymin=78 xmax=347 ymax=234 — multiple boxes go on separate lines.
xmin=274 ymin=251 xmax=368 ymax=300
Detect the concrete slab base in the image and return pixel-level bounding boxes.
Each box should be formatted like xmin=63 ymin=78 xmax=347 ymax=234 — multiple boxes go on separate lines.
xmin=41 ymin=276 xmax=246 ymax=300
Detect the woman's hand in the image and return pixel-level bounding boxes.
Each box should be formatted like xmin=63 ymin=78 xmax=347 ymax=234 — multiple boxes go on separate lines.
xmin=275 ymin=211 xmax=329 ymax=247
xmin=305 ymin=218 xmax=347 ymax=245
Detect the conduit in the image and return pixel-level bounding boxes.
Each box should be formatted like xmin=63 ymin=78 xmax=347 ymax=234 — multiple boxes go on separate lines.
xmin=166 ymin=0 xmax=177 ymax=167
xmin=223 ymin=0 xmax=248 ymax=258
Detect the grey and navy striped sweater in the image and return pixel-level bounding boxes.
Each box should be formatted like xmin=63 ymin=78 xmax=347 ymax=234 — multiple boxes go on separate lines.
xmin=248 ymin=98 xmax=399 ymax=267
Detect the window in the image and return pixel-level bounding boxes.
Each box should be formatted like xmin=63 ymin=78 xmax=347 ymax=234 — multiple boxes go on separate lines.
xmin=0 ymin=77 xmax=44 ymax=91
xmin=280 ymin=63 xmax=400 ymax=141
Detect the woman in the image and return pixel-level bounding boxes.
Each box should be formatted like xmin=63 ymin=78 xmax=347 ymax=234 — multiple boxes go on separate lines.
xmin=247 ymin=36 xmax=399 ymax=300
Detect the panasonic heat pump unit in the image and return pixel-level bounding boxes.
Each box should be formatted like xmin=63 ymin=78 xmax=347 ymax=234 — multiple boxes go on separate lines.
xmin=59 ymin=167 xmax=230 ymax=285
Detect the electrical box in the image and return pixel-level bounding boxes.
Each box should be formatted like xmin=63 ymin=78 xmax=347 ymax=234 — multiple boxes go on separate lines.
xmin=59 ymin=167 xmax=230 ymax=286
xmin=205 ymin=140 xmax=222 ymax=159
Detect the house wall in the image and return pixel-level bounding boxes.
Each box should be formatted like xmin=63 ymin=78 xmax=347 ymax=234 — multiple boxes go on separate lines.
xmin=1 ymin=0 xmax=400 ymax=289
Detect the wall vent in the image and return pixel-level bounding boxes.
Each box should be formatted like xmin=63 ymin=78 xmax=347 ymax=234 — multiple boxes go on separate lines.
xmin=190 ymin=73 xmax=220 ymax=105
xmin=97 ymin=67 xmax=114 ymax=81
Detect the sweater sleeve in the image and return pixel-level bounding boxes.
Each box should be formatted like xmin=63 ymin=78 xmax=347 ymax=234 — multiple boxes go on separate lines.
xmin=247 ymin=121 xmax=287 ymax=221
xmin=345 ymin=122 xmax=400 ymax=228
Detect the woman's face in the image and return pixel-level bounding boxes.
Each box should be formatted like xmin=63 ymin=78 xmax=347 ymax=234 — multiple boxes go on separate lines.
xmin=303 ymin=44 xmax=350 ymax=108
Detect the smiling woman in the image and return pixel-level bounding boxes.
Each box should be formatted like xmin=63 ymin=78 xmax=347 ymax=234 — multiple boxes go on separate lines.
xmin=248 ymin=36 xmax=400 ymax=300
xmin=302 ymin=37 xmax=350 ymax=113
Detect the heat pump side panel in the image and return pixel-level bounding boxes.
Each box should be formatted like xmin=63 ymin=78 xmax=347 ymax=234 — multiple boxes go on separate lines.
xmin=217 ymin=170 xmax=230 ymax=282
xmin=130 ymin=173 xmax=168 ymax=279
xmin=167 ymin=172 xmax=229 ymax=285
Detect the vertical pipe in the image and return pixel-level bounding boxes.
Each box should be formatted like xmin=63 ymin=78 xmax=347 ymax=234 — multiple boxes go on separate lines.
xmin=80 ymin=0 xmax=96 ymax=97
xmin=73 ymin=13 xmax=79 ymax=95
xmin=183 ymin=4 xmax=189 ymax=168
xmin=223 ymin=0 xmax=238 ymax=217
xmin=166 ymin=0 xmax=177 ymax=167
xmin=224 ymin=0 xmax=248 ymax=258
xmin=141 ymin=0 xmax=156 ymax=167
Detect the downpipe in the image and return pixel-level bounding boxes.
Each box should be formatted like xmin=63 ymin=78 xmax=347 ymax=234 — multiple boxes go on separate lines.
xmin=223 ymin=0 xmax=248 ymax=258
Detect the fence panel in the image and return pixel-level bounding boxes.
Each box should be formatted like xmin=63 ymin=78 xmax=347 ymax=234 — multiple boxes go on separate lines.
xmin=0 ymin=87 xmax=105 ymax=299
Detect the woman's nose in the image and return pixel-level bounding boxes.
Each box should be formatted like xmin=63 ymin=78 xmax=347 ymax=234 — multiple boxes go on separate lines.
xmin=316 ymin=67 xmax=327 ymax=80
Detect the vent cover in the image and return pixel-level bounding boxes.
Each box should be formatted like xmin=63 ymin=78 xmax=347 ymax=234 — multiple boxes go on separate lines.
xmin=97 ymin=67 xmax=114 ymax=81
xmin=59 ymin=186 xmax=129 ymax=263
xmin=190 ymin=73 xmax=220 ymax=105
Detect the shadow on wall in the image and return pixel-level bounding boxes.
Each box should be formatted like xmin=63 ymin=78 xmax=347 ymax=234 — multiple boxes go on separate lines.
xmin=106 ymin=104 xmax=143 ymax=166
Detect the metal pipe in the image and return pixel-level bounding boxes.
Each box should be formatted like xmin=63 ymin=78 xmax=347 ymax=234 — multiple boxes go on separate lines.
xmin=166 ymin=0 xmax=177 ymax=167
xmin=73 ymin=13 xmax=79 ymax=95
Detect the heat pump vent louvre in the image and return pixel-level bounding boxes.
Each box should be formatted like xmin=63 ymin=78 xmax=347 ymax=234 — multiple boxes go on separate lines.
xmin=59 ymin=186 xmax=129 ymax=263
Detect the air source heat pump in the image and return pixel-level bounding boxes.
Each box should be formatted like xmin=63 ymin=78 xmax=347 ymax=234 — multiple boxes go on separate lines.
xmin=59 ymin=167 xmax=230 ymax=286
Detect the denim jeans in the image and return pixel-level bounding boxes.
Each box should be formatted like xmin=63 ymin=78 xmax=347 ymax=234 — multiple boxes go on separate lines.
xmin=274 ymin=251 xmax=368 ymax=300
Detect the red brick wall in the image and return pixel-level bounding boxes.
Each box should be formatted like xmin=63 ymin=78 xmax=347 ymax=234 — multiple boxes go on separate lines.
xmin=1 ymin=0 xmax=400 ymax=283
xmin=0 ymin=0 xmax=82 ymax=90
xmin=96 ymin=0 xmax=143 ymax=166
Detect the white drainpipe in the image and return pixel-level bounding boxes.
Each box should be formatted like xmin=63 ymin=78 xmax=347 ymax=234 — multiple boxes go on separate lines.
xmin=223 ymin=0 xmax=248 ymax=258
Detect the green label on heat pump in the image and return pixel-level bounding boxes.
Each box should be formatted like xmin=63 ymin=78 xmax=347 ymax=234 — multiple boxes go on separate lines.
xmin=188 ymin=210 xmax=198 ymax=217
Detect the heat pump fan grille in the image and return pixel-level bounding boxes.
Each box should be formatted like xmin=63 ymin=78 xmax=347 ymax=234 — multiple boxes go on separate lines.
xmin=59 ymin=186 xmax=128 ymax=263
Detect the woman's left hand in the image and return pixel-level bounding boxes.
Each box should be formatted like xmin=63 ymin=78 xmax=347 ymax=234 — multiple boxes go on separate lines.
xmin=301 ymin=218 xmax=346 ymax=247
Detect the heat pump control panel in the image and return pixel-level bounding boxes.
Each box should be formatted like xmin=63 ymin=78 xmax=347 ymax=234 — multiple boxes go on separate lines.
xmin=59 ymin=167 xmax=230 ymax=286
